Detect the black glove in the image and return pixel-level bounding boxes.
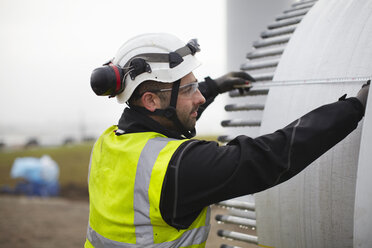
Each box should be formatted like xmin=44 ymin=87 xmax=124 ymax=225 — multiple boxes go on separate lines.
xmin=356 ymin=80 xmax=370 ymax=108
xmin=214 ymin=71 xmax=255 ymax=93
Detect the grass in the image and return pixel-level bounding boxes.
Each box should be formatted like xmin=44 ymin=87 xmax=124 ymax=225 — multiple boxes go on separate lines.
xmin=0 ymin=135 xmax=219 ymax=190
xmin=0 ymin=143 xmax=94 ymax=188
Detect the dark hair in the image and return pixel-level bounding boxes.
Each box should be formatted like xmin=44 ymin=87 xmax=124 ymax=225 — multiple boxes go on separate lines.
xmin=128 ymin=80 xmax=172 ymax=106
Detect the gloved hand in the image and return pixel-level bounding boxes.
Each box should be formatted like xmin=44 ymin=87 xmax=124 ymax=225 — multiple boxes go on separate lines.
xmin=214 ymin=71 xmax=255 ymax=93
xmin=356 ymin=80 xmax=370 ymax=108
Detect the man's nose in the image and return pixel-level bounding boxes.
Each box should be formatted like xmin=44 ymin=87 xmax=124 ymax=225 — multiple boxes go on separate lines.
xmin=194 ymin=88 xmax=206 ymax=105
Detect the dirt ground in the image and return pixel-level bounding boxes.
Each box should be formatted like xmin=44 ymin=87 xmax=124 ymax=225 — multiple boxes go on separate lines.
xmin=0 ymin=195 xmax=89 ymax=248
xmin=0 ymin=194 xmax=258 ymax=248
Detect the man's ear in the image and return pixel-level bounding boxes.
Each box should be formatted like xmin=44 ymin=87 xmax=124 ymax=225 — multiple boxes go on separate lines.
xmin=141 ymin=92 xmax=161 ymax=112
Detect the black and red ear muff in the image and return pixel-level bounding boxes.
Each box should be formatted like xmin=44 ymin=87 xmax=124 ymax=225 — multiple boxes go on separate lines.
xmin=90 ymin=63 xmax=125 ymax=97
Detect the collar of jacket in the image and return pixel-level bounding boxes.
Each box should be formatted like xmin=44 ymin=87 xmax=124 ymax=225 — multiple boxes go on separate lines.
xmin=117 ymin=107 xmax=187 ymax=140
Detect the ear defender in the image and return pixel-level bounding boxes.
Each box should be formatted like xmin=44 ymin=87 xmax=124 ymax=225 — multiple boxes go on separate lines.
xmin=90 ymin=63 xmax=125 ymax=97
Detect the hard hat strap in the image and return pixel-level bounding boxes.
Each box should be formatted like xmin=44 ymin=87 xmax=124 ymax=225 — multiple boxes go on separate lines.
xmin=169 ymin=79 xmax=180 ymax=108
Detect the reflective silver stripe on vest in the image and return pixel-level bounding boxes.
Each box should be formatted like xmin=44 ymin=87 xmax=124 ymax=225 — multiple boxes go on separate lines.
xmin=205 ymin=206 xmax=211 ymax=226
xmin=87 ymin=221 xmax=210 ymax=248
xmin=133 ymin=137 xmax=171 ymax=244
xmin=88 ymin=148 xmax=94 ymax=184
xmin=87 ymin=137 xmax=211 ymax=247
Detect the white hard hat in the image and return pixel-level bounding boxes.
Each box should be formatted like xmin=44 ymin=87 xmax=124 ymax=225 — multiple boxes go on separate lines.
xmin=112 ymin=33 xmax=202 ymax=103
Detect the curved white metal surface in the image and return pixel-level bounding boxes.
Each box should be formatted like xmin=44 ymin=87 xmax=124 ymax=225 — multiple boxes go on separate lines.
xmin=354 ymin=92 xmax=372 ymax=248
xmin=255 ymin=0 xmax=372 ymax=247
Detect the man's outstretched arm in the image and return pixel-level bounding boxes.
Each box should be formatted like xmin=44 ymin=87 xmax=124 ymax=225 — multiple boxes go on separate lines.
xmin=161 ymin=84 xmax=368 ymax=229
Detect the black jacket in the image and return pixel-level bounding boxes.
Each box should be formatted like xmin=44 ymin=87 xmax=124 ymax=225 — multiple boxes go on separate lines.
xmin=117 ymin=79 xmax=364 ymax=229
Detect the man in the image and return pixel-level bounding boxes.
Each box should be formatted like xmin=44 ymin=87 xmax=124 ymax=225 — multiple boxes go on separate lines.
xmin=86 ymin=33 xmax=369 ymax=248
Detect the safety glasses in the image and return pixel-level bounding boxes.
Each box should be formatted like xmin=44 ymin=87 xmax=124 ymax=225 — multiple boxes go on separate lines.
xmin=156 ymin=82 xmax=199 ymax=97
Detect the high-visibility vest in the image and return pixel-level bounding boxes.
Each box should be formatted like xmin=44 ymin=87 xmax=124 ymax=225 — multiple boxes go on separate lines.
xmin=85 ymin=126 xmax=211 ymax=248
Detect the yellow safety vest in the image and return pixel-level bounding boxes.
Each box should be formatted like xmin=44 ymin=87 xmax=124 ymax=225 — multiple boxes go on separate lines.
xmin=85 ymin=126 xmax=211 ymax=248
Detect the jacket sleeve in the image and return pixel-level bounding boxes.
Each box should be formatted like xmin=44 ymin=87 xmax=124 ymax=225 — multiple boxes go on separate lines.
xmin=160 ymin=97 xmax=364 ymax=229
xmin=196 ymin=77 xmax=219 ymax=120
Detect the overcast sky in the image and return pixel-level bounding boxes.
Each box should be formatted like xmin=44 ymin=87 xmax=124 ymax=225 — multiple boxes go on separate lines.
xmin=0 ymin=0 xmax=228 ymax=145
